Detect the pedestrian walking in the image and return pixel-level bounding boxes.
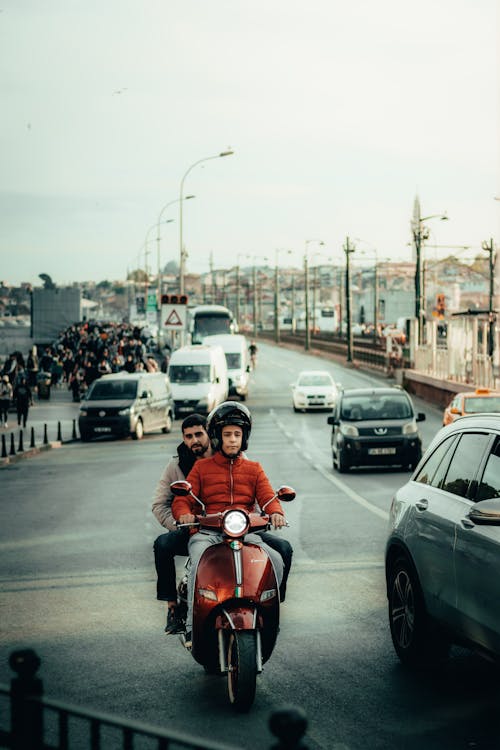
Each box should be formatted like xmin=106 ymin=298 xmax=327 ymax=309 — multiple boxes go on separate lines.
xmin=0 ymin=375 xmax=13 ymax=428
xmin=13 ymin=375 xmax=33 ymax=428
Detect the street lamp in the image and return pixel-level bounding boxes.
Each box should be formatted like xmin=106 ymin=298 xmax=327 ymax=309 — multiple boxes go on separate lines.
xmin=156 ymin=195 xmax=194 ymax=304
xmin=481 ymin=237 xmax=496 ymax=358
xmin=354 ymin=238 xmax=380 ymax=337
xmin=344 ymin=237 xmax=355 ymax=362
xmin=179 ymin=149 xmax=234 ymax=295
xmin=274 ymin=248 xmax=292 ymax=344
xmin=304 ymin=239 xmax=324 ymax=350
xmin=249 ymin=255 xmax=268 ymax=337
xmin=235 ymin=253 xmax=251 ymax=330
xmin=411 ymin=205 xmax=448 ymax=344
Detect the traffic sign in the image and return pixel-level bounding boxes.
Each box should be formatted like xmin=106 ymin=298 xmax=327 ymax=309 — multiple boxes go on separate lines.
xmin=161 ymin=304 xmax=187 ymax=330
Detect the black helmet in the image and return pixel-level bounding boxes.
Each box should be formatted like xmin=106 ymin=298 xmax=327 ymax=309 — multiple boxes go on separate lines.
xmin=207 ymin=401 xmax=252 ymax=451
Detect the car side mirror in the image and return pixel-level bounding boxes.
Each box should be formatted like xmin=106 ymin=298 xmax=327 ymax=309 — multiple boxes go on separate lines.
xmin=468 ymin=498 xmax=500 ymax=526
xmin=450 ymin=407 xmax=461 ymax=415
xmin=327 ymin=415 xmax=339 ymax=426
xmin=246 ymin=365 xmax=250 ymax=373
xmin=416 ymin=413 xmax=426 ymax=422
xmin=140 ymin=390 xmax=149 ymax=399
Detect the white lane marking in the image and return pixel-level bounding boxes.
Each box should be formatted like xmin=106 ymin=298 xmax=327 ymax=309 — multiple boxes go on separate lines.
xmin=313 ymin=462 xmax=389 ymax=521
xmin=271 ymin=410 xmax=389 ymax=522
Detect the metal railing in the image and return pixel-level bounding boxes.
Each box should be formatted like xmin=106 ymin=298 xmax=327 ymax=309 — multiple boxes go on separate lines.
xmin=0 ymin=650 xmax=309 ymax=750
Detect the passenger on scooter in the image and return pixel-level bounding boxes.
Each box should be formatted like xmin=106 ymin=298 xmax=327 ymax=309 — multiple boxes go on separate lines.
xmin=153 ymin=411 xmax=293 ymax=635
xmin=152 ymin=414 xmax=213 ymax=634
xmin=172 ymin=401 xmax=288 ymax=648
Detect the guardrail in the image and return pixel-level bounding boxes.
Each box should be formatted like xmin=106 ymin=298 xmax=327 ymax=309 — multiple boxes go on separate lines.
xmin=0 ymin=650 xmax=309 ymax=750
xmin=258 ymin=330 xmax=403 ymax=372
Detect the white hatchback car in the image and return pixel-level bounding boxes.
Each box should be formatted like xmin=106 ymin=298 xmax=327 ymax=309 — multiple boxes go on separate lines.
xmin=291 ymin=370 xmax=339 ymax=412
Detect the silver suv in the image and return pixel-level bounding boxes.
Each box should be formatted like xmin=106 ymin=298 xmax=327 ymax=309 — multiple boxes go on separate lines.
xmin=385 ymin=414 xmax=500 ymax=667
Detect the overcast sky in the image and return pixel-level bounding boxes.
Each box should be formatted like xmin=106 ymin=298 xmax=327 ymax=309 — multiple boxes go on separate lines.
xmin=1 ymin=0 xmax=499 ymax=287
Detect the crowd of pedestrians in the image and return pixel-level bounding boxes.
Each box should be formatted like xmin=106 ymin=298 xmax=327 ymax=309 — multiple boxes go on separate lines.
xmin=0 ymin=320 xmax=171 ymax=426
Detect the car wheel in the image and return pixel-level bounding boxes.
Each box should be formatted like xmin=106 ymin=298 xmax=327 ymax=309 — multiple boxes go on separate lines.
xmin=132 ymin=419 xmax=144 ymax=440
xmin=388 ymin=556 xmax=449 ymax=668
xmin=161 ymin=411 xmax=173 ymax=434
xmin=293 ymin=406 xmax=299 ymax=413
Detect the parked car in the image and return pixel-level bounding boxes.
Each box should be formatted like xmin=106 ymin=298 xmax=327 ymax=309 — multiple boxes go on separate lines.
xmin=327 ymin=386 xmax=425 ymax=471
xmin=442 ymin=387 xmax=500 ymax=426
xmin=291 ymin=370 xmax=339 ymax=412
xmin=78 ymin=372 xmax=175 ymax=441
xmin=385 ymin=414 xmax=500 ymax=667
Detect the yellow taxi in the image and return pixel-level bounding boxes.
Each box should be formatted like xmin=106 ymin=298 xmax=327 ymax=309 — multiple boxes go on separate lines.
xmin=442 ymin=387 xmax=500 ymax=426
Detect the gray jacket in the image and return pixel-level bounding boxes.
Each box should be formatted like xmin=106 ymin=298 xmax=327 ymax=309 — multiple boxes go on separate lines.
xmin=152 ymin=456 xmax=186 ymax=531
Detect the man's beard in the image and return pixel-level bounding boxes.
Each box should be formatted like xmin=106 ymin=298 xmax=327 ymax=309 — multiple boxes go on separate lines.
xmin=192 ymin=443 xmax=209 ymax=456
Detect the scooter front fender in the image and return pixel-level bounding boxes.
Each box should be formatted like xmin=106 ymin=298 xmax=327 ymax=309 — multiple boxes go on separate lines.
xmin=215 ymin=606 xmax=257 ymax=631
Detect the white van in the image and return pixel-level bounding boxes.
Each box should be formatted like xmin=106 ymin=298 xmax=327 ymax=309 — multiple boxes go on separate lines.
xmin=203 ymin=334 xmax=250 ymax=401
xmin=167 ymin=344 xmax=229 ymax=416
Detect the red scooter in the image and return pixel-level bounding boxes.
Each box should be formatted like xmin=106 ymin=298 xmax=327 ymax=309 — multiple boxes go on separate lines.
xmin=170 ymin=480 xmax=295 ymax=712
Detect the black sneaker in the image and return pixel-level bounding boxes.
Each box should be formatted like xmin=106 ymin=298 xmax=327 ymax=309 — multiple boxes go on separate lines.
xmin=164 ymin=607 xmax=184 ymax=635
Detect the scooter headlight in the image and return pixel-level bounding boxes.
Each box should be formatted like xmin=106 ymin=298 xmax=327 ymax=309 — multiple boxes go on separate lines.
xmin=223 ymin=510 xmax=249 ymax=536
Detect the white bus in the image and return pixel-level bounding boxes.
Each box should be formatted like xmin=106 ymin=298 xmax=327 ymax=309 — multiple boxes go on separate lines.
xmin=188 ymin=305 xmax=237 ymax=344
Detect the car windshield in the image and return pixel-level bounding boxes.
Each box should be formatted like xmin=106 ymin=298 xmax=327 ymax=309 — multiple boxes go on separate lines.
xmin=88 ymin=380 xmax=137 ymax=400
xmin=169 ymin=365 xmax=211 ymax=383
xmin=341 ymin=394 xmax=412 ymax=420
xmin=464 ymin=396 xmax=500 ymax=413
xmin=226 ymin=353 xmax=241 ymax=369
xmin=298 ymin=374 xmax=333 ymax=387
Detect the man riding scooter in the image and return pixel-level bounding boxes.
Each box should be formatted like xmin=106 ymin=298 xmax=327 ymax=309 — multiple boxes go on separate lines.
xmin=172 ymin=401 xmax=287 ymax=649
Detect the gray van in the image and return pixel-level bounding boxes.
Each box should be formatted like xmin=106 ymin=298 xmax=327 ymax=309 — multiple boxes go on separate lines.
xmin=78 ymin=372 xmax=175 ymax=441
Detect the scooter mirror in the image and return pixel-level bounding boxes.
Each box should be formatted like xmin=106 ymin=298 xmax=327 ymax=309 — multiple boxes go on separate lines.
xmin=170 ymin=480 xmax=192 ymax=496
xmin=277 ymin=485 xmax=295 ymax=502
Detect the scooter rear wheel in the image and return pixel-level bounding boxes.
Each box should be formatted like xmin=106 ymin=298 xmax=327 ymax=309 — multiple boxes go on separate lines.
xmin=227 ymin=631 xmax=257 ymax=712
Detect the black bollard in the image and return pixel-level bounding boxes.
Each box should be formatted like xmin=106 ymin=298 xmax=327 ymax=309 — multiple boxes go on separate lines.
xmin=72 ymin=419 xmax=77 ymax=440
xmin=30 ymin=426 xmax=35 ymax=448
xmin=269 ymin=706 xmax=309 ymax=749
xmin=9 ymin=432 xmax=16 ymax=456
xmin=1 ymin=434 xmax=7 ymax=458
xmin=43 ymin=424 xmax=48 ymax=445
xmin=18 ymin=429 xmax=24 ymax=453
xmin=9 ymin=649 xmax=44 ymax=750
xmin=57 ymin=421 xmax=62 ymax=441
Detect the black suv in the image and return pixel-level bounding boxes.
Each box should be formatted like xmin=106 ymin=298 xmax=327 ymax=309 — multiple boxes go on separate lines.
xmin=327 ymin=386 xmax=425 ymax=472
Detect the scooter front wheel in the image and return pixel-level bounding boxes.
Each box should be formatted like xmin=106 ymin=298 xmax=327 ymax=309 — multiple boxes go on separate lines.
xmin=227 ymin=631 xmax=257 ymax=712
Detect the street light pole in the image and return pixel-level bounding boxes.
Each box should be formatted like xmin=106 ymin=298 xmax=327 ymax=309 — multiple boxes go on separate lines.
xmin=411 ymin=202 xmax=448 ymax=344
xmin=304 ymin=239 xmax=324 ymax=350
xmin=179 ymin=149 xmax=234 ymax=295
xmin=156 ymin=196 xmax=194 ymax=305
xmin=344 ymin=237 xmax=355 ymax=362
xmin=481 ymin=237 xmax=496 ymax=358
xmin=274 ymin=248 xmax=292 ymax=344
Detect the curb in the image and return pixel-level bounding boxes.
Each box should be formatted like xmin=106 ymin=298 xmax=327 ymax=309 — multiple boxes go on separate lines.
xmin=0 ymin=439 xmax=80 ymax=468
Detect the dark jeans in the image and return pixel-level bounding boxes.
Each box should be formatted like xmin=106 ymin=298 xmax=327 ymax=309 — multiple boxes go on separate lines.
xmin=257 ymin=531 xmax=293 ymax=601
xmin=153 ymin=528 xmax=293 ymax=603
xmin=154 ymin=529 xmax=190 ymax=601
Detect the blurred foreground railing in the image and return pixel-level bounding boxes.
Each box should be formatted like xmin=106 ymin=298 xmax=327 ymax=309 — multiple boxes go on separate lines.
xmin=0 ymin=650 xmax=309 ymax=750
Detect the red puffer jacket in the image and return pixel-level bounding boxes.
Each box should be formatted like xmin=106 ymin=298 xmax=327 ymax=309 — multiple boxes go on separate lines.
xmin=172 ymin=451 xmax=284 ymax=521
